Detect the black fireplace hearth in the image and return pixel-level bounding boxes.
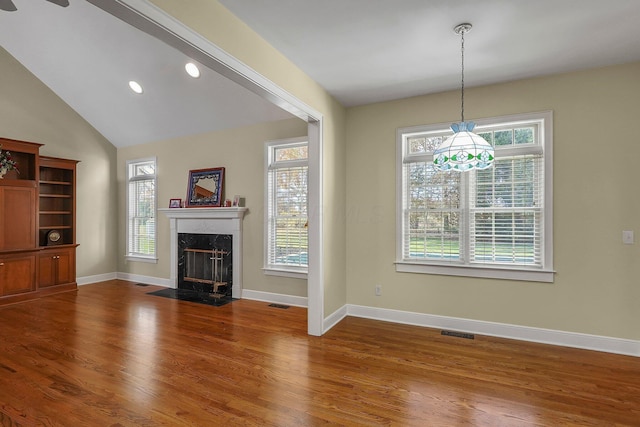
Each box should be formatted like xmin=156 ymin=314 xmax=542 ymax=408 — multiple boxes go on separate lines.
xmin=147 ymin=288 xmax=235 ymax=307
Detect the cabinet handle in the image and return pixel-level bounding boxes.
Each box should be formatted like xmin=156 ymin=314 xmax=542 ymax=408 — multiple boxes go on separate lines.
xmin=0 ymin=263 xmax=4 ymax=266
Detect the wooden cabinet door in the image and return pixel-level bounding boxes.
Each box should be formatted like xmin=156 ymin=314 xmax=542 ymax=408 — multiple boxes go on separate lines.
xmin=39 ymin=247 xmax=75 ymax=288
xmin=0 ymin=253 xmax=37 ymax=296
xmin=0 ymin=186 xmax=36 ymax=250
xmin=38 ymin=252 xmax=55 ymax=288
xmin=56 ymin=249 xmax=74 ymax=285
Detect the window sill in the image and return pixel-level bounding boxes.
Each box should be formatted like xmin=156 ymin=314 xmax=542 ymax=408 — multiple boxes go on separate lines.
xmin=395 ymin=261 xmax=554 ymax=283
xmin=263 ymin=267 xmax=308 ymax=280
xmin=125 ymin=255 xmax=158 ymax=264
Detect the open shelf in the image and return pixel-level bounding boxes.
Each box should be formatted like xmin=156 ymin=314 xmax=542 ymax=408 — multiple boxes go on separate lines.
xmin=40 ymin=180 xmax=72 ymax=185
xmin=38 ymin=157 xmax=78 ymax=247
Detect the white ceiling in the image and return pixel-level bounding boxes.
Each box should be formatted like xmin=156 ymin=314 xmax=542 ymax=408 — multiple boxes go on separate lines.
xmin=219 ymin=0 xmax=640 ymax=106
xmin=2 ymin=0 xmax=640 ymax=147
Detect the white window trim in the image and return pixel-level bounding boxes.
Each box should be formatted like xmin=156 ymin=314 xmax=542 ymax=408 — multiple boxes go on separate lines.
xmin=262 ymin=267 xmax=308 ymax=280
xmin=126 ymin=157 xmax=158 ymax=263
xmin=125 ymin=255 xmax=158 ymax=263
xmin=396 ymin=111 xmax=554 ymax=282
xmin=264 ymin=136 xmax=308 ymax=279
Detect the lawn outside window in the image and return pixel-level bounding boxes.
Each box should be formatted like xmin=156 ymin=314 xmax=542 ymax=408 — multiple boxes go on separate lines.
xmin=396 ymin=111 xmax=554 ymax=282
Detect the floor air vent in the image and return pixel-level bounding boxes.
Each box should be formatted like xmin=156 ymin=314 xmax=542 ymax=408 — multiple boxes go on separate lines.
xmin=441 ymin=330 xmax=475 ymax=340
xmin=268 ymin=303 xmax=290 ymax=309
xmin=135 ymin=283 xmax=150 ymax=287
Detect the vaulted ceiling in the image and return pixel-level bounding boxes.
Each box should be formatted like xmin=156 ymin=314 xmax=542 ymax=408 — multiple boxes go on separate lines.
xmin=2 ymin=0 xmax=640 ymax=147
xmin=0 ymin=0 xmax=294 ymax=147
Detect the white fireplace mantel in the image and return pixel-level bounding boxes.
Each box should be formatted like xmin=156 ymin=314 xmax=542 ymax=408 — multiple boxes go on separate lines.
xmin=159 ymin=207 xmax=247 ymax=298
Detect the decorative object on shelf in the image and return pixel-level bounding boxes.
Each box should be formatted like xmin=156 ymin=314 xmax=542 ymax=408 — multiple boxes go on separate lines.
xmin=0 ymin=144 xmax=19 ymax=179
xmin=46 ymin=229 xmax=62 ymax=246
xmin=169 ymin=198 xmax=182 ymax=208
xmin=232 ymin=195 xmax=245 ymax=207
xmin=433 ymin=23 xmax=494 ymax=172
xmin=186 ymin=167 xmax=225 ymax=207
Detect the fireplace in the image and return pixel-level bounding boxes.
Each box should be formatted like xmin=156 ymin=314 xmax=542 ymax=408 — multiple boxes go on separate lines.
xmin=159 ymin=207 xmax=247 ymax=298
xmin=178 ymin=233 xmax=232 ymax=298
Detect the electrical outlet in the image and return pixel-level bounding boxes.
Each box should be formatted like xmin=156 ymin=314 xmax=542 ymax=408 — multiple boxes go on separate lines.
xmin=375 ymin=284 xmax=382 ymax=296
xmin=623 ymin=230 xmax=634 ymax=245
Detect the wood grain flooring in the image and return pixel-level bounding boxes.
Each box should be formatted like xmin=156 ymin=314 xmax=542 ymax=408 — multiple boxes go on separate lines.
xmin=0 ymin=280 xmax=638 ymax=426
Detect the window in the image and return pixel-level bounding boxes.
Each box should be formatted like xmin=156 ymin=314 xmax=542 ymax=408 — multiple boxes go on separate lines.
xmin=265 ymin=137 xmax=308 ymax=278
xmin=126 ymin=158 xmax=157 ymax=262
xmin=397 ymin=112 xmax=553 ymax=282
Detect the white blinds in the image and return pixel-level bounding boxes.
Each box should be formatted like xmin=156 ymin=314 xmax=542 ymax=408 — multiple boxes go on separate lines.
xmin=267 ymin=165 xmax=308 ymax=267
xmin=127 ymin=160 xmax=156 ymax=257
xmin=469 ymin=155 xmax=543 ymax=266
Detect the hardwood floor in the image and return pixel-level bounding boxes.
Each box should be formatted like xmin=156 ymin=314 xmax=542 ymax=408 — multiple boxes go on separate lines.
xmin=0 ymin=280 xmax=638 ymax=426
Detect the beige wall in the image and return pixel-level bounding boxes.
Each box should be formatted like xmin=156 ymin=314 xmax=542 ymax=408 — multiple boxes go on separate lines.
xmin=346 ymin=62 xmax=640 ymax=341
xmin=117 ymin=118 xmax=310 ymax=296
xmin=0 ymin=47 xmax=118 ymax=279
xmin=150 ymin=0 xmax=348 ymax=316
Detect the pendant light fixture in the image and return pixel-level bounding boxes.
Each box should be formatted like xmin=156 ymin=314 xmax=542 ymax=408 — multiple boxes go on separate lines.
xmin=433 ymin=23 xmax=494 ymax=172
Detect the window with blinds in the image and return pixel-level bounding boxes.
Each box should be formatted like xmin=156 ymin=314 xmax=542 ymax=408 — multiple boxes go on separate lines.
xmin=265 ymin=138 xmax=308 ymax=276
xmin=126 ymin=158 xmax=157 ymax=261
xmin=397 ymin=112 xmax=553 ymax=282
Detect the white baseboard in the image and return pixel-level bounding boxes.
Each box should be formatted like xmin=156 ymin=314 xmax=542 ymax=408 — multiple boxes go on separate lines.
xmin=73 ymin=277 xmax=639 ymax=357
xmin=116 ymin=272 xmax=173 ymax=288
xmin=323 ymin=305 xmax=347 ymax=333
xmin=345 ymin=304 xmax=639 ymax=357
xmin=77 ymin=272 xmax=117 ymax=286
xmin=242 ymin=289 xmax=308 ymax=308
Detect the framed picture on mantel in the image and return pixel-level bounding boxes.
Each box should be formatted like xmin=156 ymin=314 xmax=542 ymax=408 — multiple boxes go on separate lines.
xmin=186 ymin=167 xmax=225 ymax=207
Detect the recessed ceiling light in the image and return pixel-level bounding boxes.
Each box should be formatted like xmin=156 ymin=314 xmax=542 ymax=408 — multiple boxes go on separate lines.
xmin=128 ymin=80 xmax=143 ymax=94
xmin=185 ymin=62 xmax=200 ymax=78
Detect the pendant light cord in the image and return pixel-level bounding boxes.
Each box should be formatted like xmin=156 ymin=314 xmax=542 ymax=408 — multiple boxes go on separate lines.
xmin=460 ymin=28 xmax=465 ymax=123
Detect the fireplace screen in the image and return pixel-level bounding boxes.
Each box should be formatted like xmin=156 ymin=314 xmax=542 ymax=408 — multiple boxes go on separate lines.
xmin=178 ymin=233 xmax=232 ymax=297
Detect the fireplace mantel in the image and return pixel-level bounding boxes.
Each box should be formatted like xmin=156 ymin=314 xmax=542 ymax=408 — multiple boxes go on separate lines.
xmin=159 ymin=207 xmax=247 ymax=297
xmin=159 ymin=207 xmax=247 ymax=220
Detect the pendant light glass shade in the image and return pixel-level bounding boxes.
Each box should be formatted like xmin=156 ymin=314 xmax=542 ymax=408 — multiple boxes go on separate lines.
xmin=433 ymin=23 xmax=494 ymax=172
xmin=433 ymin=121 xmax=494 ymax=171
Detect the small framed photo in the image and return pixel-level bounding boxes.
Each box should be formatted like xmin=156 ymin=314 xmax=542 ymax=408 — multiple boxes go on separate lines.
xmin=169 ymin=198 xmax=182 ymax=208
